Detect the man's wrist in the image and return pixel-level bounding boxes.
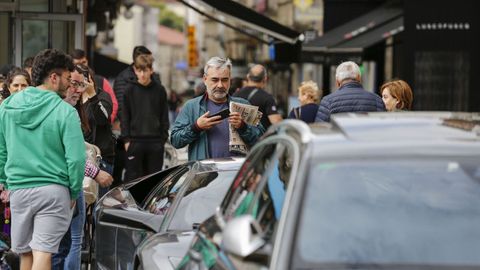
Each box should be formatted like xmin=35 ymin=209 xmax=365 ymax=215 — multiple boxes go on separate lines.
xmin=237 ymin=121 xmax=247 ymax=132
xmin=192 ymin=122 xmax=203 ymax=133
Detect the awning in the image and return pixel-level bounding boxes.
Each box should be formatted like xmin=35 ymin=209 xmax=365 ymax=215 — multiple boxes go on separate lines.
xmin=302 ymin=5 xmax=403 ymax=54
xmin=335 ymin=17 xmax=404 ymax=51
xmin=178 ymin=0 xmax=303 ymax=44
xmin=93 ymin=52 xmax=129 ymax=79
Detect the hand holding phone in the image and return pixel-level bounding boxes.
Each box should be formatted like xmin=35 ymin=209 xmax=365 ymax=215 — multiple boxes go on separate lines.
xmin=208 ymin=108 xmax=230 ymax=120
xmin=197 ymin=109 xmax=230 ymax=130
xmin=83 ymin=75 xmax=96 ymax=98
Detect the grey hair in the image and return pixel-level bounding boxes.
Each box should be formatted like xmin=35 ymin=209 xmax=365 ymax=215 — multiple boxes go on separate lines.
xmin=204 ymin=56 xmax=232 ymax=75
xmin=335 ymin=61 xmax=361 ymax=83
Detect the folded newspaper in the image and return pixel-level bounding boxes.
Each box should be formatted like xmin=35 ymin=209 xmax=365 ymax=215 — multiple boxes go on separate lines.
xmin=229 ymin=101 xmax=263 ymax=155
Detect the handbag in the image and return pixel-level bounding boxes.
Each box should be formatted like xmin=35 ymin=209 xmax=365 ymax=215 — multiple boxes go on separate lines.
xmin=84 ymin=142 xmax=101 ymax=205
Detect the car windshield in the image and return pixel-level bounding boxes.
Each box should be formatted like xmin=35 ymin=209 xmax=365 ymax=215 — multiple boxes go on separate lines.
xmin=144 ymin=167 xmax=190 ymax=215
xmin=168 ymin=170 xmax=237 ymax=231
xmin=294 ymin=158 xmax=480 ymax=269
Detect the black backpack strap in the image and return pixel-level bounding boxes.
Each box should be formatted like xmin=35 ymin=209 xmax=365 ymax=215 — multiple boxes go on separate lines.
xmin=94 ymin=75 xmax=104 ymax=93
xmin=293 ymin=107 xmax=300 ymax=119
xmin=247 ymin=88 xmax=259 ymax=102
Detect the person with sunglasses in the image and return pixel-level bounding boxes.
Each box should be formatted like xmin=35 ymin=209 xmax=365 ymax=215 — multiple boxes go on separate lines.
xmin=77 ymin=64 xmax=115 ymax=197
xmin=52 ymin=64 xmax=113 ymax=270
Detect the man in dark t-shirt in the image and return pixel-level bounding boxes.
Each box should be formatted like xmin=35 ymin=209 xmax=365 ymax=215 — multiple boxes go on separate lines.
xmin=234 ymin=64 xmax=282 ymax=129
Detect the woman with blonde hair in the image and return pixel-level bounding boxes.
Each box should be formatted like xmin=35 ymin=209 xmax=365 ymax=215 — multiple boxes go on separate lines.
xmin=288 ymin=80 xmax=322 ymax=123
xmin=381 ymin=79 xmax=413 ymax=111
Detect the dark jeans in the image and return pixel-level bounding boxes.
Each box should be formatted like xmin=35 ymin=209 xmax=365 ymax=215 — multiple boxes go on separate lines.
xmin=52 ymin=190 xmax=85 ymax=270
xmin=124 ymin=141 xmax=164 ymax=181
xmin=113 ymin=138 xmax=126 ymax=185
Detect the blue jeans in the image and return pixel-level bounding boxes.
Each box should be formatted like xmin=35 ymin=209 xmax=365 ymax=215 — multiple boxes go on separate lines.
xmin=64 ymin=191 xmax=86 ymax=270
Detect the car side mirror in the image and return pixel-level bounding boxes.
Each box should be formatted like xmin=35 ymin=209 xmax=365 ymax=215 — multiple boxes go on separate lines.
xmin=222 ymin=215 xmax=265 ymax=257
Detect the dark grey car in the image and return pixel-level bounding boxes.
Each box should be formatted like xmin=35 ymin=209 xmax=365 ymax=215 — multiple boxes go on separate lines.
xmin=93 ymin=157 xmax=244 ymax=270
xmin=178 ymin=112 xmax=480 ymax=270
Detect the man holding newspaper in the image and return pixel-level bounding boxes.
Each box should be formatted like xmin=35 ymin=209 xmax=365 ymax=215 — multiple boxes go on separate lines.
xmin=171 ymin=57 xmax=265 ymax=161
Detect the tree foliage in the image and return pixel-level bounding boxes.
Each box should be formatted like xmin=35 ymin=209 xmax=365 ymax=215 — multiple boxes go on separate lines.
xmin=145 ymin=1 xmax=184 ymax=32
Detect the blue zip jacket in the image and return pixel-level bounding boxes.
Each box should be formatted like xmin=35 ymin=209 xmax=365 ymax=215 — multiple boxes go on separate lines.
xmin=315 ymin=82 xmax=386 ymax=122
xmin=171 ymin=94 xmax=265 ymax=161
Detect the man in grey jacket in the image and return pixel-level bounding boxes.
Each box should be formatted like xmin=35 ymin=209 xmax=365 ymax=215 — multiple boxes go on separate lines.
xmin=315 ymin=61 xmax=385 ymax=122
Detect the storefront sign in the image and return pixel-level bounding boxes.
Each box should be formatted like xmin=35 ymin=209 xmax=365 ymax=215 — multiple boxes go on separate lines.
xmin=415 ymin=22 xmax=470 ymax=31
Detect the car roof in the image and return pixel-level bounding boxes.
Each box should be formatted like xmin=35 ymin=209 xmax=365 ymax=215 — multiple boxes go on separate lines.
xmin=268 ymin=113 xmax=480 ymax=159
xmin=307 ymin=112 xmax=480 ymax=142
xmin=332 ymin=112 xmax=479 ymax=142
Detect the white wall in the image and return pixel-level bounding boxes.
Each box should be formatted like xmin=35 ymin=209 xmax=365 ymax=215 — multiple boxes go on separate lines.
xmin=114 ymin=5 xmax=159 ymax=67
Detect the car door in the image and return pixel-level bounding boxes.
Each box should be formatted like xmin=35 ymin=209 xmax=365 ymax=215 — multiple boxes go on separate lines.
xmin=113 ymin=167 xmax=192 ymax=270
xmin=135 ymin=160 xmax=244 ymax=270
xmin=178 ymin=135 xmax=300 ymax=269
xmin=95 ymin=165 xmax=185 ymax=270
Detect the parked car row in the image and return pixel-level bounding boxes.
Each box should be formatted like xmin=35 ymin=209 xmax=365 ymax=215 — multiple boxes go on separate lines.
xmin=95 ymin=112 xmax=480 ymax=270
xmin=94 ymin=157 xmax=244 ymax=269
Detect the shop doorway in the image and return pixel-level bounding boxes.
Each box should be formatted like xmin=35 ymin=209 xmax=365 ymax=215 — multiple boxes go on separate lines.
xmin=14 ymin=12 xmax=83 ymax=66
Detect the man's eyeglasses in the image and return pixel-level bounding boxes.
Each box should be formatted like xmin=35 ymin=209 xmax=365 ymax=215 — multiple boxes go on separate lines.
xmin=70 ymin=80 xmax=86 ymax=89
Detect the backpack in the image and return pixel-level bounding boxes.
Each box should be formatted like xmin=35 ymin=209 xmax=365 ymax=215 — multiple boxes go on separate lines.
xmin=84 ymin=142 xmax=101 ymax=205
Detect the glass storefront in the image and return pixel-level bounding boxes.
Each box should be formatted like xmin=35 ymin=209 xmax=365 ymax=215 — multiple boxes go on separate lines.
xmin=0 ymin=13 xmax=10 ymax=65
xmin=0 ymin=0 xmax=83 ymax=66
xmin=19 ymin=0 xmax=48 ymax=12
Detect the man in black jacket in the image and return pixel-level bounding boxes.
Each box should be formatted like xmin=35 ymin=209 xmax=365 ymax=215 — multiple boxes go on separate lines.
xmin=112 ymin=46 xmax=155 ymax=182
xmin=315 ymin=61 xmax=385 ymax=122
xmin=113 ymin=46 xmax=157 ymax=118
xmin=121 ymin=54 xmax=169 ymax=181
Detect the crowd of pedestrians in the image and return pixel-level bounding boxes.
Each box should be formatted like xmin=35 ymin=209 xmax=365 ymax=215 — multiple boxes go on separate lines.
xmin=0 ymin=44 xmax=414 ymax=270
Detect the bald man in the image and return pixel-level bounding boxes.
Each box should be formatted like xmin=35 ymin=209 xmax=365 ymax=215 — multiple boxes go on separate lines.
xmin=234 ymin=64 xmax=282 ymax=129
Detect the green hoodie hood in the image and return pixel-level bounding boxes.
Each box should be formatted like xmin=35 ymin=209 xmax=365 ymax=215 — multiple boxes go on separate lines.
xmin=0 ymin=86 xmax=86 ymax=200
xmin=2 ymin=86 xmax=62 ymax=129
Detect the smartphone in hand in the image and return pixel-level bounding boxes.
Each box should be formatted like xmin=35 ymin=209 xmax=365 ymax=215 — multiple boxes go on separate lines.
xmin=208 ymin=108 xmax=230 ymax=120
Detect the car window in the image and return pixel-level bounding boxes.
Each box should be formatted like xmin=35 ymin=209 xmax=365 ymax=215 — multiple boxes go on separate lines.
xmin=222 ymin=143 xmax=278 ymax=219
xmin=294 ymin=158 xmax=480 ymax=269
xmin=227 ymin=145 xmax=293 ymax=269
xmin=144 ymin=167 xmax=190 ymax=215
xmin=167 ymin=170 xmax=238 ymax=231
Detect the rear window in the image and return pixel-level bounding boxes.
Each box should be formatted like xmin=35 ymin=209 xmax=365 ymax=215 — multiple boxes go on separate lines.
xmin=294 ymin=159 xmax=480 ymax=269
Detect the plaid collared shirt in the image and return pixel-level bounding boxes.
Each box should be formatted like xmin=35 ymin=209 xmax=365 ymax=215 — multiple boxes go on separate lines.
xmin=85 ymin=160 xmax=100 ymax=179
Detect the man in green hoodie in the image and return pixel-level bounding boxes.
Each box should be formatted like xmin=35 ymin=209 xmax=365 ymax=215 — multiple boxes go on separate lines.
xmin=0 ymin=49 xmax=85 ymax=270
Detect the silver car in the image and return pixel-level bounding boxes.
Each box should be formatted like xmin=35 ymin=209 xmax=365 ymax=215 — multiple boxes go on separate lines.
xmin=179 ymin=112 xmax=480 ymax=270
